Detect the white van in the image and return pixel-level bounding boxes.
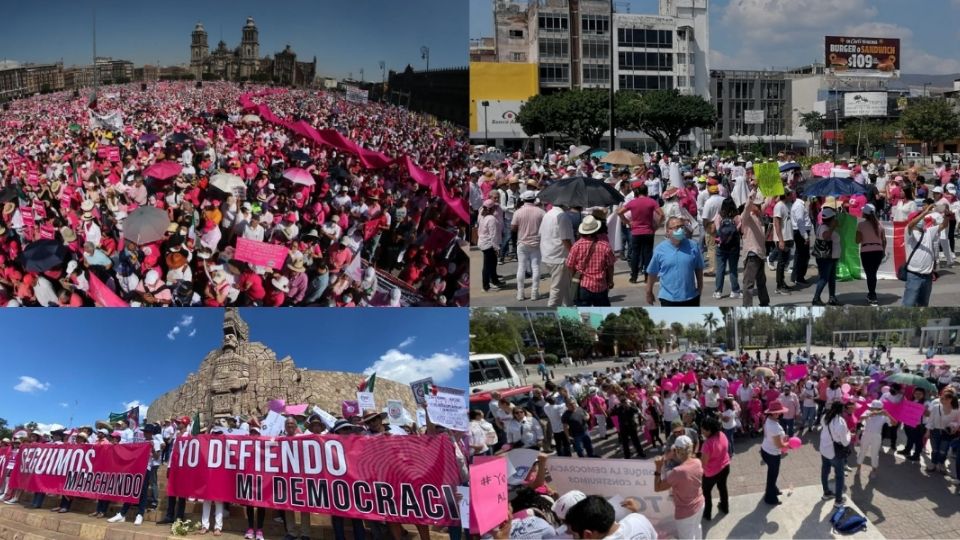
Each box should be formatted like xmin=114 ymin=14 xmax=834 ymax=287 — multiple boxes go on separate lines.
xmin=470 ymin=353 xmax=526 ymax=393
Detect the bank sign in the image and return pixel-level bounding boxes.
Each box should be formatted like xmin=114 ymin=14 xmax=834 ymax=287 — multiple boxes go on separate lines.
xmin=472 ymin=100 xmax=527 ymax=140
xmin=825 ymin=36 xmax=900 ymax=78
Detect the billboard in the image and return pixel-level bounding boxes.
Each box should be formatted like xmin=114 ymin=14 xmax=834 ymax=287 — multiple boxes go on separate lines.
xmin=844 ymin=92 xmax=888 ymax=117
xmin=469 ymin=62 xmax=539 ymax=140
xmin=825 ymin=36 xmax=900 ymax=78
xmin=344 ymin=85 xmax=368 ymax=104
xmin=744 ymin=110 xmax=765 ymax=124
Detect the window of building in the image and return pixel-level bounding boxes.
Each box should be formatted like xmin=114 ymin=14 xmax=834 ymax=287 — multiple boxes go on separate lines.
xmin=582 ymin=40 xmax=609 ymax=60
xmin=538 ymin=14 xmax=569 ymax=32
xmin=581 ymin=14 xmax=609 ymax=35
xmin=583 ymin=64 xmax=610 ymax=84
xmin=678 ymin=76 xmax=687 ymax=87
xmin=617 ymin=28 xmax=673 ymax=48
xmin=539 ymin=38 xmax=569 ymax=58
xmin=540 ymin=63 xmax=570 ymax=84
xmin=509 ymin=29 xmax=524 ymax=39
xmin=511 ymin=52 xmax=525 ymax=62
xmin=618 ymin=52 xmax=673 ymax=71
xmin=677 ymin=53 xmax=686 ymax=65
xmin=618 ymin=74 xmax=673 ymax=91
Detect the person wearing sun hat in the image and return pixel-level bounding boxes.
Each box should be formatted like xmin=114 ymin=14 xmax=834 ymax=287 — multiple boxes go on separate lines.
xmin=565 ymin=214 xmax=616 ymax=306
xmin=902 ymin=203 xmax=947 ymax=307
xmin=759 ymin=400 xmax=791 ymax=505
xmin=857 ymin=399 xmax=896 ymax=479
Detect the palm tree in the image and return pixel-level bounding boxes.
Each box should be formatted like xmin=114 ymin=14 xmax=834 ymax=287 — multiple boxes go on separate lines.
xmin=703 ymin=312 xmax=719 ymax=347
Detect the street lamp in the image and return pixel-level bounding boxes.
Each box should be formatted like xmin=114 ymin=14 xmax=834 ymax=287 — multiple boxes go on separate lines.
xmin=420 ymin=46 xmax=430 ymax=71
xmin=853 ymin=95 xmax=869 ymax=159
xmin=379 ymin=61 xmax=386 ymax=102
xmin=481 ymin=100 xmax=490 ymax=146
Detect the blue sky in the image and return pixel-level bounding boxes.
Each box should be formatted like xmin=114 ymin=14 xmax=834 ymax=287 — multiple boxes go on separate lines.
xmin=0 ymin=309 xmax=467 ymax=430
xmin=471 ymin=0 xmax=960 ymax=74
xmin=4 ymin=0 xmax=466 ymax=79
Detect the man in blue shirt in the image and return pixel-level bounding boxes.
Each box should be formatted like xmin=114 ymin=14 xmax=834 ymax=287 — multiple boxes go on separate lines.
xmin=645 ymin=216 xmax=704 ymax=306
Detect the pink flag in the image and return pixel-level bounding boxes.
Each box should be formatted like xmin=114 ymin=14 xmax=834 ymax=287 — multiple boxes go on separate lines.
xmin=87 ymin=273 xmax=128 ymax=307
xmin=885 ymin=399 xmax=924 ymax=427
xmin=784 ymin=364 xmax=808 ymax=382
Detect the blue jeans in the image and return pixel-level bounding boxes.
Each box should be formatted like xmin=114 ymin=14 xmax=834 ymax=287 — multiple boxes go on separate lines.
xmin=715 ymin=249 xmax=741 ymax=294
xmin=119 ymin=468 xmax=153 ymax=517
xmin=801 ymin=406 xmax=817 ymax=430
xmin=814 ymin=258 xmax=837 ymax=301
xmin=930 ymin=429 xmax=952 ymax=465
xmin=723 ymin=428 xmax=736 ymax=456
xmin=571 ymin=433 xmax=596 ymax=457
xmin=821 ymin=454 xmax=845 ymax=503
xmin=902 ymin=271 xmax=933 ymax=307
xmin=780 ymin=418 xmax=796 ymax=438
xmin=760 ymin=450 xmax=781 ymax=503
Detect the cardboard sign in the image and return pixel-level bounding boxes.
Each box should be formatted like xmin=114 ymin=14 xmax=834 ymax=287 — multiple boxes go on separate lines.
xmin=754 ymin=162 xmax=784 ymax=197
xmin=356 ymin=391 xmax=376 ymax=415
xmin=386 ymin=400 xmax=404 ymax=424
xmin=409 ymin=377 xmax=434 ymax=407
xmin=234 ymin=237 xmax=290 ymax=270
xmin=425 ymin=391 xmax=468 ymax=432
xmin=883 ymin=399 xmax=925 ymax=427
xmin=504 ymin=448 xmax=540 ymax=486
xmin=20 ymin=206 xmax=35 ymax=228
xmin=468 ymin=457 xmax=507 ymax=536
xmin=341 ymin=400 xmax=360 ymax=419
xmin=259 ymin=410 xmax=285 ymax=437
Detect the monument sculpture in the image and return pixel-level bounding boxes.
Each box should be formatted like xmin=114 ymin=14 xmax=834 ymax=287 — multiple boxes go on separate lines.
xmin=146 ymin=308 xmax=418 ymax=425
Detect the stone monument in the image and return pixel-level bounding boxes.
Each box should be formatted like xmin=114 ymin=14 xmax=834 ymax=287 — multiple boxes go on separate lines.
xmin=146 ymin=308 xmax=418 ymax=425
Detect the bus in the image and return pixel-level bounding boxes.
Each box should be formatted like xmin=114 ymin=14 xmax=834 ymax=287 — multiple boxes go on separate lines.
xmin=469 ymin=353 xmax=526 ymax=393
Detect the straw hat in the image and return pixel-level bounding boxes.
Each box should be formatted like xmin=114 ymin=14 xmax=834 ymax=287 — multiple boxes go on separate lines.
xmin=578 ymin=215 xmax=602 ymax=235
xmin=286 ymin=259 xmax=306 ymax=273
xmin=165 ymin=252 xmax=187 ymax=269
xmin=272 ymin=275 xmax=290 ymax=292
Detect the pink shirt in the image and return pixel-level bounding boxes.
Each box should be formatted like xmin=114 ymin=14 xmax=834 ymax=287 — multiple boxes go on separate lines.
xmin=664 ymin=458 xmax=704 ymax=519
xmin=701 ymin=433 xmax=730 ymax=478
xmin=624 ymin=196 xmax=659 ymax=235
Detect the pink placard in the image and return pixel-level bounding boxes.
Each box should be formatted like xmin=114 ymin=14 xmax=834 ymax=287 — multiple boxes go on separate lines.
xmin=469 ymin=457 xmax=507 ymax=536
xmin=267 ymin=399 xmax=286 ymax=413
xmin=234 ymin=237 xmax=289 ymax=270
xmin=88 ymin=272 xmax=129 ymax=307
xmin=811 ymin=162 xmax=833 ymax=177
xmin=885 ymin=399 xmax=924 ymax=427
xmin=785 ymin=364 xmax=808 ymax=382
xmin=728 ymin=380 xmax=742 ymax=396
xmin=20 ymin=206 xmax=35 ymax=228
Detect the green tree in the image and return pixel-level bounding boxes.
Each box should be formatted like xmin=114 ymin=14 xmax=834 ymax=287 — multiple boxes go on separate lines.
xmin=597 ymin=307 xmax=656 ymax=355
xmin=899 ymin=98 xmax=960 ymax=161
xmin=842 ymin=119 xmax=895 ymax=156
xmin=618 ymin=90 xmax=715 ymax=154
xmin=703 ymin=312 xmax=719 ymax=346
xmin=670 ymin=322 xmax=685 ymax=340
xmin=469 ymin=308 xmax=525 ymax=360
xmin=0 ymin=418 xmax=10 ymax=441
xmin=798 ymin=111 xmax=825 ymax=150
xmin=530 ymin=317 xmax=594 ymax=360
xmin=25 ymin=421 xmax=37 ymax=431
xmin=517 ymin=89 xmax=614 ymax=146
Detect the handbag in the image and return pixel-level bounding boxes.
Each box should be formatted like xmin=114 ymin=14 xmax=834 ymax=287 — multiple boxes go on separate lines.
xmin=811 ymin=237 xmax=832 ymax=259
xmin=897 ymin=228 xmax=925 ymax=281
xmin=570 ymin=239 xmax=598 ymax=299
xmin=827 ymin=420 xmax=850 ymax=459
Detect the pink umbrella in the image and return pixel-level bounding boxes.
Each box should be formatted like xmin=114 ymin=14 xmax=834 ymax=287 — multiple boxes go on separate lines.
xmin=923 ymin=358 xmax=947 ymax=366
xmin=282 ymin=167 xmax=315 ymax=186
xmin=143 ymin=161 xmax=182 ymax=180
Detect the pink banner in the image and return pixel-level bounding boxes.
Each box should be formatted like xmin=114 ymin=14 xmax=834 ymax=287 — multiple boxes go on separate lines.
xmin=234 ymin=237 xmax=290 ymax=270
xmin=469 ymin=457 xmax=507 ymax=536
xmin=14 ymin=443 xmax=150 ymax=504
xmin=168 ymin=435 xmax=461 ymax=526
xmin=728 ymin=380 xmax=742 ymax=397
xmin=811 ymin=162 xmax=833 ymax=177
xmin=88 ymin=272 xmax=129 ymax=307
xmin=784 ymin=364 xmax=808 ymax=382
xmin=884 ymin=399 xmax=924 ymax=427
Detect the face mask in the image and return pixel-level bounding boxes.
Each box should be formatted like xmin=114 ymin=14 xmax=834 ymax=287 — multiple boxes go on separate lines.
xmin=672 ymin=228 xmax=686 ymax=241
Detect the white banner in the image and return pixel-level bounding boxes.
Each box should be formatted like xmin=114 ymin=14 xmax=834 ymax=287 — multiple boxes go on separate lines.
xmin=546 ymin=456 xmax=676 ymax=538
xmin=89 ymin=110 xmax=123 ymax=131
xmin=472 ymin=99 xmax=528 ymax=139
xmin=356 ymin=391 xmax=376 ymax=414
xmin=744 ymin=110 xmax=765 ymax=124
xmin=844 ymin=92 xmax=887 ymax=117
xmin=344 ymin=86 xmax=368 ymax=104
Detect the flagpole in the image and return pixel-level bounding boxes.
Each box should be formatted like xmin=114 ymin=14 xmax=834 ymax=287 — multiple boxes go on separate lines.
xmin=93 ymin=4 xmax=98 ymax=95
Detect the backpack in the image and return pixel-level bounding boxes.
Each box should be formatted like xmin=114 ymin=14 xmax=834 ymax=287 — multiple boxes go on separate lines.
xmin=830 ymin=505 xmax=868 ymax=535
xmin=717 ymin=217 xmax=739 ymax=251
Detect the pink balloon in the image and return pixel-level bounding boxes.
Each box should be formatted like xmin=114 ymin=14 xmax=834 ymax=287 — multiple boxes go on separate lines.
xmin=841 ymin=383 xmax=851 ymax=394
xmin=788 ymin=436 xmax=802 ymax=449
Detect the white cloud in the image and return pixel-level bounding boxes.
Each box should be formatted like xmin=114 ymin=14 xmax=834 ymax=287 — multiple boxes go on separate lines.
xmin=59 ymin=402 xmax=69 ymax=408
xmin=179 ymin=315 xmax=194 ymax=327
xmin=14 ymin=376 xmax=50 ymax=393
xmin=122 ymin=400 xmax=150 ymax=420
xmin=189 ymin=329 xmax=197 ymax=337
xmin=167 ymin=326 xmax=181 ymax=340
xmin=364 ymin=349 xmax=465 ymax=385
xmin=167 ymin=315 xmax=196 ymax=341
xmin=33 ymin=423 xmax=64 ymax=435
xmin=398 ymin=336 xmax=416 ymax=349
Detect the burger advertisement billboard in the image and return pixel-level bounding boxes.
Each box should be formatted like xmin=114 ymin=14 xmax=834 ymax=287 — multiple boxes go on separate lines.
xmin=825 ymin=36 xmax=900 ymax=78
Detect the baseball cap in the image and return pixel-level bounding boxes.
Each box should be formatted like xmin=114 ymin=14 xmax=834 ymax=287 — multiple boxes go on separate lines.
xmin=551 ymin=490 xmax=587 ymax=520
xmin=862 ymin=204 xmax=875 ymax=215
xmin=521 ymin=191 xmax=537 ymax=201
xmin=672 ymin=435 xmax=694 ymax=450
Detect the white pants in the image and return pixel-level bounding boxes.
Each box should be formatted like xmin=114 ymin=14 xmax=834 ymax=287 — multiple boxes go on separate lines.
xmin=940 ymin=236 xmax=955 ymax=264
xmin=516 ymin=243 xmax=541 ymax=299
xmin=674 ymin=504 xmax=705 ymax=539
xmin=543 ymin=261 xmax=572 ymax=307
xmin=594 ymin=414 xmax=608 ymax=438
xmin=201 ymin=500 xmax=223 ymax=531
xmin=858 ymin=433 xmax=881 ymax=466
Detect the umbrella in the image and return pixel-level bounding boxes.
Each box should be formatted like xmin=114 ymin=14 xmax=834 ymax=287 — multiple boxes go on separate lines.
xmin=779 ymin=162 xmax=801 ymax=172
xmin=19 ymin=239 xmax=67 ymax=272
xmin=681 ymin=353 xmax=698 ymax=363
xmin=0 ymin=185 xmax=17 ymax=203
xmin=288 ymin=150 xmax=312 ymax=163
xmin=242 ymin=114 xmax=262 ymax=124
xmin=68 ymin=123 xmax=81 ymax=133
xmin=479 ymin=151 xmax=506 ymax=163
xmin=123 ymin=206 xmax=170 ymax=245
xmin=884 ymin=372 xmax=937 ymax=393
xmin=590 ymin=150 xmax=608 ymax=158
xmin=282 ymin=167 xmax=316 ymax=186
xmin=753 ymin=367 xmax=775 ymax=379
xmin=800 ymin=177 xmax=868 ymax=197
xmin=143 ymin=161 xmax=182 ymax=181
xmin=139 ymin=133 xmax=159 ymax=144
xmin=569 ymin=145 xmax=591 ymax=157
xmin=210 ymin=173 xmax=245 ymax=193
xmin=923 ymin=358 xmax=947 ymax=366
xmin=536 ymin=176 xmax=624 ymax=208
xmin=601 ymin=150 xmax=644 ymax=167
xmin=167 ymin=133 xmax=192 ymax=144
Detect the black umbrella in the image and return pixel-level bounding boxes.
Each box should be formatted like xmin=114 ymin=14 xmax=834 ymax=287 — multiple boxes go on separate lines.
xmin=288 ymin=150 xmax=311 ymax=163
xmin=536 ymin=176 xmax=624 ymax=207
xmin=19 ymin=239 xmax=68 ymax=272
xmin=0 ymin=186 xmax=17 ymax=203
xmin=167 ymin=133 xmax=192 ymax=144
xmin=779 ymin=162 xmax=801 ymax=172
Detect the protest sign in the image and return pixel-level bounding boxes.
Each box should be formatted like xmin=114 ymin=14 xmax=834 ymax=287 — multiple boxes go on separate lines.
xmin=457 ymin=486 xmax=470 ymax=530
xmin=386 ymin=400 xmax=404 ymax=424
xmin=344 ymin=86 xmax=369 ymax=104
xmin=468 ymin=457 xmax=507 ymax=536
xmin=234 ymin=237 xmax=290 ymax=270
xmin=312 ymin=406 xmax=338 ymax=430
xmin=504 ymin=448 xmax=540 ymax=486
xmin=342 ymin=401 xmax=360 ymax=419
xmin=357 ymin=392 xmax=376 ymax=414
xmin=416 ymin=409 xmax=427 ymax=428
xmin=409 ymin=377 xmax=434 ymax=408
xmin=546 ymin=456 xmax=675 ymax=538
xmin=884 ymin=399 xmax=924 ymax=427
xmin=88 ymin=272 xmax=129 ymax=307
xmin=784 ymin=364 xmax=808 ymax=382
xmin=14 ymin=442 xmax=149 ymax=504
xmin=754 ymin=162 xmax=784 ymax=197
xmin=260 ymin=410 xmax=285 ymax=437
xmin=168 ymin=435 xmax=461 ymax=526
xmin=20 ymin=206 xmax=35 ymax=228
xmin=811 ymin=162 xmax=833 ymax=177
xmin=728 ymin=380 xmax=742 ymax=397
xmin=425 ymin=391 xmax=468 ymax=432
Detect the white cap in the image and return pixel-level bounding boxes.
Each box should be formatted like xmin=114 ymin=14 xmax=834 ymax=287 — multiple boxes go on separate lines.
xmin=66 ymin=260 xmax=78 ymax=274
xmin=144 ymin=270 xmax=160 ymax=286
xmin=673 ymin=435 xmax=694 ymax=450
xmin=933 ymin=186 xmax=944 ymax=194
xmin=551 ymin=490 xmax=587 ymax=520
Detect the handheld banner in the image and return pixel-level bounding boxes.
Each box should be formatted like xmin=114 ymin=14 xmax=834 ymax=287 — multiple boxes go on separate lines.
xmin=14 ymin=443 xmax=149 ymax=504
xmin=754 ymin=162 xmax=784 ymax=197
xmin=469 ymin=457 xmax=507 ymax=536
xmin=167 ymin=435 xmax=461 ymax=526
xmin=235 ymin=237 xmax=290 ymax=270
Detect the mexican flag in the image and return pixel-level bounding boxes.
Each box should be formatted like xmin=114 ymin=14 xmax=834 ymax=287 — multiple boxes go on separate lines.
xmin=357 ymin=372 xmax=376 ymax=392
xmin=190 ymin=411 xmax=201 ymax=436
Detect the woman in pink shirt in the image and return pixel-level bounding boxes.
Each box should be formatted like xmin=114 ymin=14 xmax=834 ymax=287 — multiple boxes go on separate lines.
xmin=654 ymin=434 xmax=705 ymax=539
xmin=699 ymin=417 xmax=730 ymax=521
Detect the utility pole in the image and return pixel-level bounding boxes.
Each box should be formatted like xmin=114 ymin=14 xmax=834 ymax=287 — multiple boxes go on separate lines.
xmin=608 ymin=0 xmax=615 ymax=151
xmin=525 ymin=307 xmax=545 ymax=364
xmin=420 ymin=46 xmax=430 ymax=71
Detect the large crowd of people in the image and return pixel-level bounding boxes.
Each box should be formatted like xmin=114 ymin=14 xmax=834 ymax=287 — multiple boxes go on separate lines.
xmin=0 ymin=401 xmax=468 ymax=540
xmin=471 ymin=146 xmax=958 ymax=307
xmin=0 ymin=82 xmax=469 ymax=307
xmin=469 ymin=345 xmax=960 ymax=539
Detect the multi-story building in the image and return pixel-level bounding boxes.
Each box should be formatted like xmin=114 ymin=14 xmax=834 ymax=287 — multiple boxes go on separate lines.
xmin=94 ymin=57 xmax=134 ymax=84
xmin=388 ymin=66 xmax=468 ymax=127
xmin=710 ymin=69 xmax=792 ymax=152
xmin=20 ymin=62 xmax=64 ymax=95
xmin=469 ymin=38 xmax=498 ymax=62
xmin=0 ymin=61 xmax=24 ymax=100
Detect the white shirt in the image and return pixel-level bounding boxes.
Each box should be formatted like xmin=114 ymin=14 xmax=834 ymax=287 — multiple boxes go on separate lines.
xmin=906 ymin=227 xmax=940 ymax=275
xmin=773 ymin=200 xmax=792 ymax=242
xmin=925 ymin=399 xmax=960 ymax=430
xmin=645 ymin=178 xmax=661 ymax=198
xmin=662 ymin=394 xmax=680 ymax=422
xmin=721 ymin=408 xmax=737 ymax=430
xmin=607 ymin=513 xmax=658 ymax=539
xmin=468 ymin=420 xmax=489 ymax=455
xmin=702 ymin=194 xmax=724 ymax=223
xmin=861 ymin=412 xmax=889 ymax=437
xmin=543 ymin=403 xmax=567 ymax=433
xmin=539 ymin=207 xmax=574 ymax=265
xmin=818 ymin=415 xmax=851 ymax=460
xmin=791 ymin=199 xmax=811 ymax=237
xmin=242 ymin=223 xmax=266 ymax=242
xmin=825 ymin=387 xmax=843 ymax=405
xmin=119 ymin=428 xmax=135 ymax=444
xmin=149 ymin=434 xmax=163 ymax=468
xmin=761 ymin=417 xmax=785 ymax=454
